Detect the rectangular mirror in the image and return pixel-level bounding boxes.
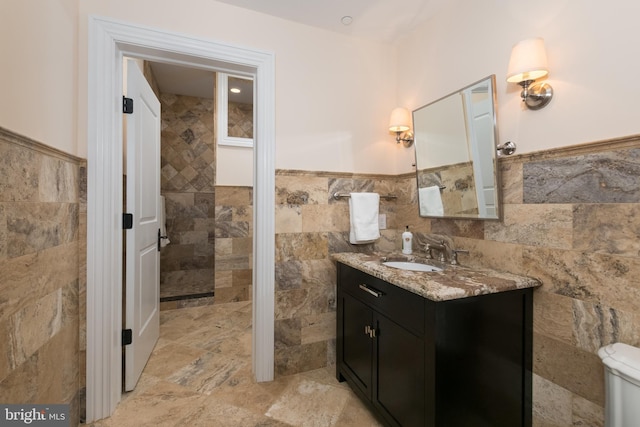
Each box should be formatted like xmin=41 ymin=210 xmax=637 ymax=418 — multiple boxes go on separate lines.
xmin=413 ymin=75 xmax=501 ymax=220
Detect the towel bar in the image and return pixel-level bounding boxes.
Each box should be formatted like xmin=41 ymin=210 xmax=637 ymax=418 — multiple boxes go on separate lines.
xmin=333 ymin=192 xmax=397 ymax=201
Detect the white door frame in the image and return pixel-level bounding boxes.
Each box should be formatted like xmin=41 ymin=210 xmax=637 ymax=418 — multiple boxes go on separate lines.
xmin=86 ymin=16 xmax=275 ymax=422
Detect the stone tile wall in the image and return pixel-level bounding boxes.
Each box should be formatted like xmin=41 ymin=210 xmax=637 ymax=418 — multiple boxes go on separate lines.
xmin=0 ymin=127 xmax=81 ymax=426
xmin=214 ymin=186 xmax=253 ymax=304
xmin=227 ymin=101 xmax=253 ymax=139
xmin=159 ymin=94 xmax=216 ymax=304
xmin=428 ymin=135 xmax=640 ymax=426
xmin=275 ymin=135 xmax=639 ymax=426
xmin=273 ymin=171 xmax=418 ymax=375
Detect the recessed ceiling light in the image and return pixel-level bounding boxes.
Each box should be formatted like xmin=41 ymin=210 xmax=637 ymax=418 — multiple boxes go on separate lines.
xmin=230 ymin=87 xmax=241 ymax=94
xmin=341 ymin=16 xmax=353 ymax=26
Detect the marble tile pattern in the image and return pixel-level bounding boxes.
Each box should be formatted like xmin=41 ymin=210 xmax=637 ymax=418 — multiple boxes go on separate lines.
xmin=273 ymin=172 xmax=419 ymax=376
xmin=523 ymin=147 xmax=640 ymax=203
xmin=332 ymin=251 xmax=540 ymax=301
xmin=227 ymin=101 xmax=253 ymax=139
xmin=0 ymin=127 xmax=81 ymax=426
xmin=468 ymin=136 xmax=639 ymax=425
xmin=159 ymin=94 xmax=216 ymax=301
xmin=418 ymin=161 xmax=479 ymax=215
xmin=275 ymin=135 xmax=640 ymax=426
xmin=214 ymin=186 xmax=253 ymax=304
xmin=85 ymin=302 xmax=382 ymax=427
xmin=2 ymin=118 xmax=633 ymax=427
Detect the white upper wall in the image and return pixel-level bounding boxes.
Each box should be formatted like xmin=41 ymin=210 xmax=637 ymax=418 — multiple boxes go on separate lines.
xmin=76 ymin=0 xmax=402 ymax=175
xmin=0 ymin=0 xmax=78 ymax=155
xmin=5 ymin=0 xmax=639 ymax=175
xmin=394 ymin=0 xmax=640 ymax=173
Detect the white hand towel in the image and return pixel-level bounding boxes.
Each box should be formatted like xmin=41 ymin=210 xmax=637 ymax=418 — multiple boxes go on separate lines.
xmin=349 ymin=192 xmax=380 ymax=244
xmin=160 ymin=196 xmax=171 ymax=247
xmin=419 ymin=186 xmax=444 ymax=216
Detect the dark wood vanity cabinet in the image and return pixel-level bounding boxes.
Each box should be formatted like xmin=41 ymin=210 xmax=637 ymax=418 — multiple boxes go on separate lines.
xmin=336 ymin=262 xmax=533 ymax=427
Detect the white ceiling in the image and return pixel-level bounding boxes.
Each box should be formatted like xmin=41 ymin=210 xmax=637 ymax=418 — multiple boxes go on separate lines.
xmin=150 ymin=0 xmax=442 ymax=99
xmin=215 ymin=0 xmax=445 ymax=43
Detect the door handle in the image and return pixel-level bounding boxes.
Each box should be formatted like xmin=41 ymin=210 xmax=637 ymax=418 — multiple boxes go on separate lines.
xmin=157 ymin=228 xmax=168 ymax=251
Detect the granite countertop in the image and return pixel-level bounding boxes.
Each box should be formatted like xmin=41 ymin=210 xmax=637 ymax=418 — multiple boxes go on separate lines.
xmin=332 ymin=252 xmax=541 ymax=302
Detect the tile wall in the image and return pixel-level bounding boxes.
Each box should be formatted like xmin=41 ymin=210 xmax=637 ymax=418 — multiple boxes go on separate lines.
xmin=2 ymin=111 xmax=635 ymax=426
xmin=214 ymin=186 xmax=253 ymax=304
xmin=227 ymin=101 xmax=253 ymax=139
xmin=275 ymin=135 xmax=639 ymax=426
xmin=159 ymin=94 xmax=216 ymax=304
xmin=273 ymin=171 xmax=418 ymax=375
xmin=0 ymin=127 xmax=82 ymax=426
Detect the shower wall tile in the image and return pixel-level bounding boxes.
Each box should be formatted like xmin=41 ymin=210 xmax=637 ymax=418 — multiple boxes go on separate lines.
xmin=160 ymin=94 xmax=216 ymax=303
xmin=0 ymin=127 xmax=81 ymax=425
xmin=227 ymin=101 xmax=253 ymax=139
xmin=214 ymin=186 xmax=252 ymax=304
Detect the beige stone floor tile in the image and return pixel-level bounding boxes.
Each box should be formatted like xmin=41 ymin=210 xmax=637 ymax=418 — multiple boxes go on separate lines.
xmin=97 ymin=380 xmax=207 ymax=427
xmin=142 ymin=342 xmax=207 ymax=379
xmin=208 ymin=373 xmax=293 ymax=415
xmin=335 ymin=395 xmax=384 ymax=426
xmin=177 ymin=394 xmax=294 ymax=427
xmin=265 ymin=376 xmax=352 ymax=426
xmin=85 ymin=301 xmax=378 ymax=427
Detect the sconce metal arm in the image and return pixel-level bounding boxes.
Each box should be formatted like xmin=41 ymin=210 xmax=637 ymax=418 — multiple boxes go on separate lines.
xmin=496 ymin=141 xmax=517 ymax=156
xmin=395 ymin=131 xmax=414 ymax=147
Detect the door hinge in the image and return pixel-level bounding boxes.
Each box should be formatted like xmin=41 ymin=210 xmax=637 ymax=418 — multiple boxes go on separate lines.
xmin=123 ymin=96 xmax=133 ymax=114
xmin=123 ymin=213 xmax=133 ymax=229
xmin=122 ymin=329 xmax=133 ymax=346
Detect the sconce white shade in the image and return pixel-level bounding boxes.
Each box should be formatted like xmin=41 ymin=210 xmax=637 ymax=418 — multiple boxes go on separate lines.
xmin=506 ymin=37 xmax=549 ymax=83
xmin=389 ymin=107 xmax=411 ymax=132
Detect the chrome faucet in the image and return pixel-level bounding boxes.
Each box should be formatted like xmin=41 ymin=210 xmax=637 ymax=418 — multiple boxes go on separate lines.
xmin=450 ymin=249 xmax=469 ymax=265
xmin=426 ymin=241 xmax=447 ymax=262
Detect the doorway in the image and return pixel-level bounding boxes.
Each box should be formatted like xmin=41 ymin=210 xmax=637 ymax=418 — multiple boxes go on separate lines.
xmin=86 ymin=16 xmax=275 ymax=422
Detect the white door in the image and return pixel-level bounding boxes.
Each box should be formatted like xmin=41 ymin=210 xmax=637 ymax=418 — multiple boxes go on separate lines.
xmin=465 ymin=83 xmax=496 ymax=217
xmin=124 ymin=59 xmax=161 ymax=391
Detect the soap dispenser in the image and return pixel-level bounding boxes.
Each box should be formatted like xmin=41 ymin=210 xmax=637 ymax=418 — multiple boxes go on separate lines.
xmin=402 ymin=226 xmax=413 ymax=254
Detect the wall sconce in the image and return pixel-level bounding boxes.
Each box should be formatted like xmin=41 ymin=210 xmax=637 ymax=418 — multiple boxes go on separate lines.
xmin=389 ymin=107 xmax=414 ymax=147
xmin=506 ymin=37 xmax=553 ymax=110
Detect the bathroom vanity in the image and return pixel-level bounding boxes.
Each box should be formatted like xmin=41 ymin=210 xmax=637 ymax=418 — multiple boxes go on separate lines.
xmin=334 ymin=253 xmax=540 ymax=427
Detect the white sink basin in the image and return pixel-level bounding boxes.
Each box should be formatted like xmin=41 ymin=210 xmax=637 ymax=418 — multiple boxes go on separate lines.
xmin=382 ymin=261 xmax=442 ymax=272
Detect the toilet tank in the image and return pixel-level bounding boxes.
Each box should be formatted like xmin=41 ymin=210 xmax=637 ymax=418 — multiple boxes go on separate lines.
xmin=598 ymin=343 xmax=640 ymax=427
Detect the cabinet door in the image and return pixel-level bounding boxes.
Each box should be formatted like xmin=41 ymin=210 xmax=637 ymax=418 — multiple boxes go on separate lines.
xmin=340 ymin=292 xmax=374 ymax=398
xmin=374 ymin=313 xmax=425 ymax=427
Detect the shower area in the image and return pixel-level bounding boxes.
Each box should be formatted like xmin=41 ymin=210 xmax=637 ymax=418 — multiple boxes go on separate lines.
xmin=143 ymin=61 xmax=254 ymax=309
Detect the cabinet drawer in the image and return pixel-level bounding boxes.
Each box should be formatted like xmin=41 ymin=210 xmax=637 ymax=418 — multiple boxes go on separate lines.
xmin=339 ymin=263 xmax=424 ymax=335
